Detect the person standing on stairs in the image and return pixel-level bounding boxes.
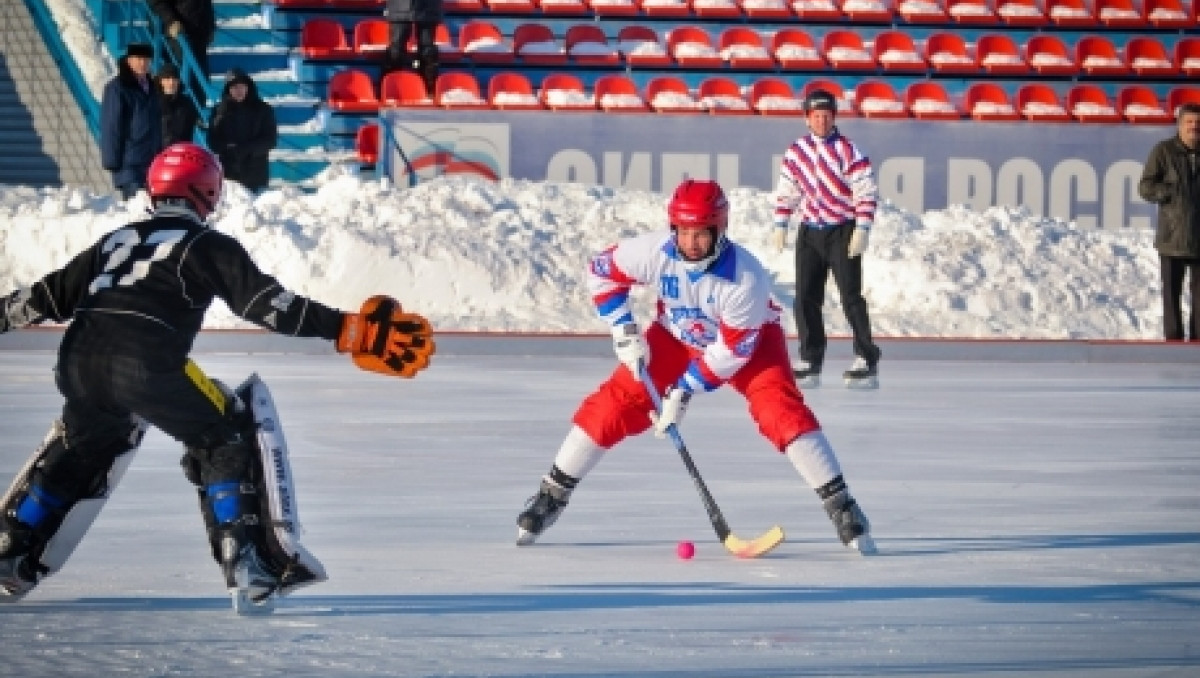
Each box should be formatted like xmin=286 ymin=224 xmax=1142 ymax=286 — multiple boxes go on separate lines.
xmin=100 ymin=42 xmax=162 ymax=201
xmin=382 ymin=0 xmax=443 ymax=97
xmin=147 ymin=0 xmax=216 ymax=104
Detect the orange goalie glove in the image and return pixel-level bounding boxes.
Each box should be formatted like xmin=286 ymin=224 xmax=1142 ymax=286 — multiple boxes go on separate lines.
xmin=337 ymin=295 xmax=435 ymax=378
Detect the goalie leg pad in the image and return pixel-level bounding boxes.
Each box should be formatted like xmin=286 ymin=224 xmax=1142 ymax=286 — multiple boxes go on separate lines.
xmin=183 ymin=374 xmax=327 ymax=598
xmin=1 ymin=417 xmax=147 ymax=598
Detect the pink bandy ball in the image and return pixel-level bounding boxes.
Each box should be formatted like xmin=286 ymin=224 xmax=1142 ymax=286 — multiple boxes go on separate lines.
xmin=676 ymin=541 xmax=695 ymax=560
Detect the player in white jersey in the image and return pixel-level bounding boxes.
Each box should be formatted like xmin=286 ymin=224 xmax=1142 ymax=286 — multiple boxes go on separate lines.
xmin=515 ymin=179 xmax=874 ymax=554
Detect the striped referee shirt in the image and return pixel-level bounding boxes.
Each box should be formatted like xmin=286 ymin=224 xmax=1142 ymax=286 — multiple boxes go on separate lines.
xmin=773 ymin=127 xmax=877 ymax=230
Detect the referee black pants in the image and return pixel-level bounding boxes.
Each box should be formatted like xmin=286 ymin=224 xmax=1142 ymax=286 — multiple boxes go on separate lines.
xmin=792 ymin=221 xmax=881 ymax=369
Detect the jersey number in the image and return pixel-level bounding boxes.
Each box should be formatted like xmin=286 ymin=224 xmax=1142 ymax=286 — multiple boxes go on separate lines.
xmin=88 ymin=228 xmax=187 ymax=295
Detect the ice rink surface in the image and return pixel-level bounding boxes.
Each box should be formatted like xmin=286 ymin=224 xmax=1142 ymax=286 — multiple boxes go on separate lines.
xmin=0 ymin=342 xmax=1198 ymax=678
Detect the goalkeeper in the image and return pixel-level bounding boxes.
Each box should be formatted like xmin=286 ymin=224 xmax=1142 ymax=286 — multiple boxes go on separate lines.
xmin=0 ymin=143 xmax=434 ymax=607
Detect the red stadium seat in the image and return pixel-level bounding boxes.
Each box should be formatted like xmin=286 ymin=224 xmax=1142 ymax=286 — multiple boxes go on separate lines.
xmin=487 ymin=72 xmax=543 ymax=110
xmin=842 ymin=0 xmax=894 ymax=22
xmin=667 ymin=26 xmax=722 ymax=68
xmin=977 ymin=33 xmax=1029 ymax=74
xmin=873 ymin=30 xmax=927 ymax=72
xmin=442 ymin=0 xmax=483 ymax=9
xmin=1045 ymin=0 xmax=1097 ymax=26
xmin=964 ymin=82 xmax=1020 ymax=121
xmin=772 ymin=28 xmax=824 ymax=69
xmin=324 ymin=0 xmax=383 ymax=7
xmin=750 ymin=77 xmax=803 ymax=116
xmin=802 ymin=79 xmax=855 ymax=116
xmin=352 ymin=19 xmax=390 ymax=58
xmin=1017 ymin=83 xmax=1071 ymax=122
xmin=1168 ymin=87 xmax=1200 ymax=117
xmin=854 ymin=80 xmax=908 ymax=119
xmin=1076 ymin=35 xmax=1129 ymax=75
xmin=697 ymin=77 xmax=752 ymax=115
xmin=905 ymin=82 xmax=962 ymax=120
xmin=1096 ymin=0 xmax=1146 ymax=26
xmin=996 ymin=0 xmax=1047 ymax=24
xmin=594 ymin=74 xmax=649 ymax=112
xmin=822 ymin=30 xmax=874 ymax=70
xmin=640 ymin=0 xmax=693 ymax=17
xmin=1144 ymin=0 xmax=1192 ymax=27
xmin=740 ymin=0 xmax=793 ymax=19
xmin=946 ymin=0 xmax=997 ymax=23
xmin=791 ymin=0 xmax=841 ymax=20
xmin=539 ymin=73 xmax=596 ymax=110
xmin=1066 ymin=85 xmax=1121 ymax=123
xmin=565 ymin=25 xmax=620 ymax=65
xmin=588 ymin=0 xmax=641 ymax=15
xmin=300 ymin=19 xmax=352 ymax=60
xmin=459 ymin=21 xmax=514 ymax=65
xmin=355 ymin=123 xmax=379 ymax=165
xmin=898 ymin=0 xmax=947 ymax=22
xmin=484 ymin=0 xmax=537 ymax=12
xmin=513 ymin=24 xmax=566 ymax=65
xmin=646 ymin=75 xmax=704 ymax=114
xmin=435 ymin=72 xmax=490 ymax=109
xmin=380 ymin=71 xmax=436 ymax=107
xmin=1176 ymin=37 xmax=1200 ymax=77
xmin=536 ymin=0 xmax=591 ymax=14
xmin=1025 ymin=35 xmax=1078 ymax=75
xmin=617 ymin=25 xmax=672 ymax=67
xmin=1126 ymin=37 xmax=1176 ymax=76
xmin=718 ymin=27 xmax=774 ymax=69
xmin=328 ymin=69 xmax=380 ymax=113
xmin=925 ymin=32 xmax=978 ymax=73
xmin=692 ymin=0 xmax=743 ymax=18
xmin=1117 ymin=86 xmax=1174 ymax=125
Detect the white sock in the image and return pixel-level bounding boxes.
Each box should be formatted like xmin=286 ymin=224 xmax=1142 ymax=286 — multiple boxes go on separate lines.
xmin=785 ymin=431 xmax=843 ymax=490
xmin=550 ymin=425 xmax=605 ymax=482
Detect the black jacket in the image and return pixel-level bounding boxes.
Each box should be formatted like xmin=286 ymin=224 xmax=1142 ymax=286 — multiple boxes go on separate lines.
xmin=208 ymin=72 xmax=277 ymax=192
xmin=158 ymin=86 xmax=200 ymax=146
xmin=1139 ymin=135 xmax=1200 ymax=258
xmin=100 ymin=58 xmax=162 ymax=187
xmin=386 ymin=0 xmax=443 ymax=23
xmin=147 ymin=0 xmax=216 ymax=45
xmin=0 ymin=212 xmax=343 ymax=365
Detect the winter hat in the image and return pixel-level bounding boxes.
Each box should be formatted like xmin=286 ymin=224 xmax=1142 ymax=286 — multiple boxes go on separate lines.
xmin=157 ymin=63 xmax=180 ymax=80
xmin=225 ymin=68 xmax=253 ymax=88
xmin=125 ymin=43 xmax=153 ymax=58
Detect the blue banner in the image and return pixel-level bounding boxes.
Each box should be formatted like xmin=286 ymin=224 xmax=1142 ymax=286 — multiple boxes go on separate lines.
xmin=379 ymin=110 xmax=1170 ymax=230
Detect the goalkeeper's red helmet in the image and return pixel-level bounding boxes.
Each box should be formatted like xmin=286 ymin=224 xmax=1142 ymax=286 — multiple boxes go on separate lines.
xmin=668 ymin=179 xmax=730 ymax=268
xmin=147 ymin=142 xmax=223 ymax=220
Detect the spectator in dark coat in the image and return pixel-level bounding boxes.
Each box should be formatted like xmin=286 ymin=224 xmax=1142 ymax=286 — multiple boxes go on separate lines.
xmin=383 ymin=0 xmax=443 ymax=95
xmin=208 ymin=69 xmax=277 ymax=193
xmin=147 ymin=0 xmax=215 ymax=102
xmin=156 ymin=63 xmax=200 ymax=146
xmin=100 ymin=43 xmax=162 ymax=200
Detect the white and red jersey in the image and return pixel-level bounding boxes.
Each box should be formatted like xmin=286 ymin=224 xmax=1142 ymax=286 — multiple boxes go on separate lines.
xmin=587 ymin=232 xmax=783 ymax=393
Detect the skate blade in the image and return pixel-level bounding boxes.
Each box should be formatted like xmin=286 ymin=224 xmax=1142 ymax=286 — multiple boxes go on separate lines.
xmin=515 ymin=528 xmax=539 ymax=546
xmin=843 ymin=375 xmax=878 ymax=390
xmin=231 ymin=587 xmax=277 ymax=615
xmin=850 ymin=534 xmax=878 ymax=556
xmin=795 ymin=374 xmax=820 ymax=388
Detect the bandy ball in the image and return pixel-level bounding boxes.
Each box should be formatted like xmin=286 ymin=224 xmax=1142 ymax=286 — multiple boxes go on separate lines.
xmin=676 ymin=541 xmax=695 ymax=560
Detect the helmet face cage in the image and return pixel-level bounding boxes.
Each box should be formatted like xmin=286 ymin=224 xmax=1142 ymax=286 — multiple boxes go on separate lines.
xmin=668 ymin=179 xmax=730 ymax=268
xmin=147 ymin=143 xmax=224 ymax=220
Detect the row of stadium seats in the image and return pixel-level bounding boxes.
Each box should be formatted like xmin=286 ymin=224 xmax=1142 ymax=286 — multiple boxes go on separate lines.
xmin=301 ymin=18 xmax=1200 ymax=77
xmin=328 ymin=67 xmax=1200 ymax=122
xmin=273 ymin=0 xmax=1197 ymax=28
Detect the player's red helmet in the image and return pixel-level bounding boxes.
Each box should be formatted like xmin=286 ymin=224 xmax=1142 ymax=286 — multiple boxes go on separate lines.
xmin=667 ymin=179 xmax=730 ymax=268
xmin=147 ymin=142 xmax=223 ymax=220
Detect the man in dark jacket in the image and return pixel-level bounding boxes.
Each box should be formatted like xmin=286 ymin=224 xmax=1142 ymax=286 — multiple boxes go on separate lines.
xmin=156 ymin=63 xmax=200 ymax=146
xmin=1138 ymin=102 xmax=1200 ymax=342
xmin=208 ymin=69 xmax=277 ymax=193
xmin=147 ymin=0 xmax=215 ymax=98
xmin=383 ymin=0 xmax=443 ymax=95
xmin=100 ymin=43 xmax=162 ymax=200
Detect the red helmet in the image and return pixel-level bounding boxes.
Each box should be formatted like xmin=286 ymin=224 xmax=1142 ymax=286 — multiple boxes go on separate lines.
xmin=668 ymin=179 xmax=730 ymax=268
xmin=147 ymin=143 xmax=223 ymax=219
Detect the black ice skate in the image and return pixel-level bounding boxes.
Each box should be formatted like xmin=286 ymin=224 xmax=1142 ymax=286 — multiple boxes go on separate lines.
xmin=842 ymin=357 xmax=878 ymax=390
xmin=0 ymin=521 xmax=40 ymax=600
xmin=218 ymin=523 xmax=280 ymax=614
xmin=516 ymin=479 xmax=571 ymax=546
xmin=792 ymin=358 xmax=821 ymax=387
xmin=823 ymin=490 xmax=876 ymax=555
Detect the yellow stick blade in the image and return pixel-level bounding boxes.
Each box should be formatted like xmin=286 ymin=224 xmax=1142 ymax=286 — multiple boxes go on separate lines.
xmin=723 ymin=525 xmax=786 ymax=558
